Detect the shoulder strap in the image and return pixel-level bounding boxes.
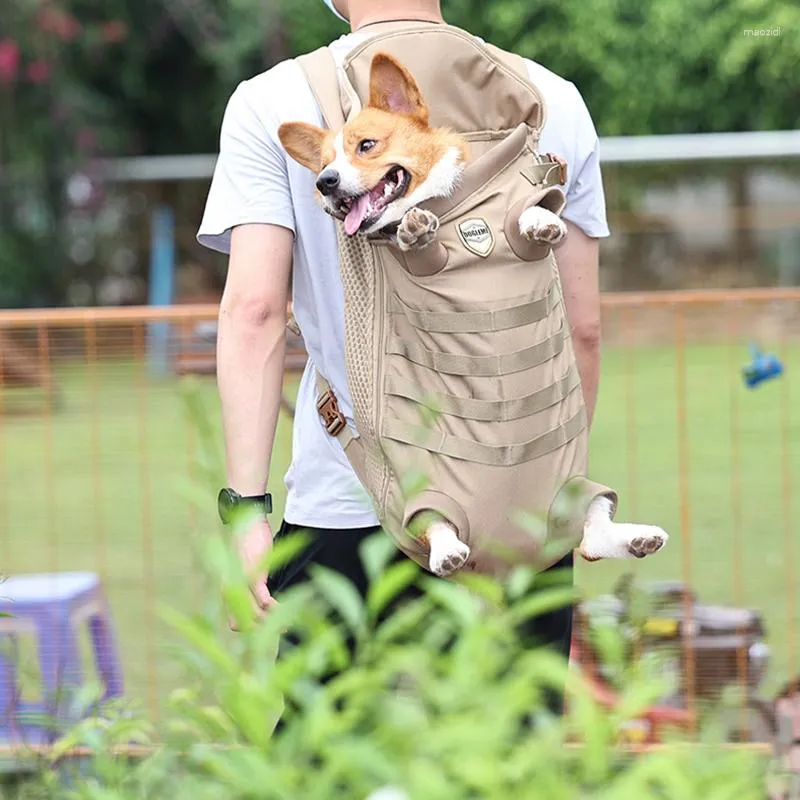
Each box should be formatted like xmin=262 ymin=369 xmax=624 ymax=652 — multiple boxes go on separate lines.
xmin=295 ymin=49 xmax=364 ymax=446
xmin=484 ymin=44 xmax=547 ymax=133
xmin=296 ymin=47 xmax=346 ymax=130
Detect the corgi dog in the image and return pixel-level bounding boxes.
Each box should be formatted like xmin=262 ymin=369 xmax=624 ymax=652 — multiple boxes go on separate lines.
xmin=278 ymin=52 xmax=567 ymax=254
xmin=278 ymin=53 xmax=668 ymax=577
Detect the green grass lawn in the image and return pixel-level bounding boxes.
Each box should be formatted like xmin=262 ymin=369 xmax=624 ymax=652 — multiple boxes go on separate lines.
xmin=1 ymin=342 xmax=798 ymax=723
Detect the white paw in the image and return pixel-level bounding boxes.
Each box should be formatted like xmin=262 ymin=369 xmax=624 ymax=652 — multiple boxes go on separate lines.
xmin=625 ymin=526 xmax=670 ymax=559
xmin=426 ymin=520 xmax=470 ymax=577
xmin=397 ymin=207 xmax=440 ymax=251
xmin=580 ymin=522 xmax=669 ymax=561
xmin=519 ymin=205 xmax=567 ymax=245
xmin=578 ymin=496 xmax=669 ymax=561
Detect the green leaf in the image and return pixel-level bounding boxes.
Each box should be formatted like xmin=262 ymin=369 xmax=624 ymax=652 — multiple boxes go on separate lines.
xmin=309 ymin=564 xmax=367 ymax=637
xmin=505 ymin=585 xmax=576 ymax=627
xmin=221 ymin=581 xmax=256 ymax=631
xmin=266 ymin=529 xmax=314 ymax=573
xmin=366 ymin=559 xmax=420 ymax=619
xmin=360 ymin=532 xmax=398 ymax=584
xmin=505 ymin=565 xmax=537 ymax=601
xmin=449 ymin=572 xmax=504 ymax=608
xmin=372 ymin=595 xmax=434 ymax=645
xmin=159 ymin=606 xmax=239 ymax=677
xmin=420 ymin=576 xmax=480 ymax=627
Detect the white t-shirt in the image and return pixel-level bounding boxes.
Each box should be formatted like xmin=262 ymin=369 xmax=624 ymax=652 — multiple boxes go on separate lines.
xmin=197 ymin=30 xmax=611 ymax=530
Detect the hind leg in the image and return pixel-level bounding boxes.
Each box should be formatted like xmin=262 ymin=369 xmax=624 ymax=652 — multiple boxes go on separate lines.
xmin=578 ymin=496 xmax=669 ymax=562
xmin=425 ymin=520 xmax=471 ymax=577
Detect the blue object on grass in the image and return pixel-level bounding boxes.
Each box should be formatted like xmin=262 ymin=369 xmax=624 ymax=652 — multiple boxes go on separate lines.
xmin=742 ymin=342 xmax=784 ymax=388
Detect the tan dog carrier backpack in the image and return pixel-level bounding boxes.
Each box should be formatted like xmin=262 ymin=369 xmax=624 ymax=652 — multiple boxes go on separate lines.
xmin=296 ymin=23 xmax=618 ymax=578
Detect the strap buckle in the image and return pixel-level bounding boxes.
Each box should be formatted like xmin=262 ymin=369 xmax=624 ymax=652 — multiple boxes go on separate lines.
xmin=317 ymin=387 xmax=347 ymax=437
xmin=546 ymin=152 xmax=568 ymax=185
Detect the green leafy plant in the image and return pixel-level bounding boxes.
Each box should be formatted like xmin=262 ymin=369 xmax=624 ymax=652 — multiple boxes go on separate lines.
xmin=3 ymin=386 xmax=773 ymax=798
xmin=4 ymin=520 xmax=765 ymax=800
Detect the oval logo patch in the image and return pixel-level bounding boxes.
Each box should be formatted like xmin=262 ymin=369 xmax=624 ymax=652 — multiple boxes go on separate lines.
xmin=457 ymin=217 xmax=494 ymax=258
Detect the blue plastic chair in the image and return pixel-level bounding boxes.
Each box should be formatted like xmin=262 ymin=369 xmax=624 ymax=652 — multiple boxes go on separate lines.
xmin=0 ymin=572 xmax=123 ymax=747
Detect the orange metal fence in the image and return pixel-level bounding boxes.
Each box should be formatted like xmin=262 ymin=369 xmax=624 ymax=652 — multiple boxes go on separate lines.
xmin=0 ymin=289 xmax=798 ymax=742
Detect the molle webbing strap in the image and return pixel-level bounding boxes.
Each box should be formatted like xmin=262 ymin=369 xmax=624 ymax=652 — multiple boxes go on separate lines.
xmin=382 ymin=407 xmax=587 ymax=467
xmin=390 ymin=282 xmax=558 ymax=333
xmin=385 ymin=365 xmax=581 ymax=423
xmin=387 ymin=322 xmax=567 ymax=377
xmin=296 ymin=47 xmax=346 ymax=130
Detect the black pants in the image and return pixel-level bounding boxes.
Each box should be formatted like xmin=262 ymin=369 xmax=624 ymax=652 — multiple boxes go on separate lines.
xmin=268 ymin=520 xmax=574 ymax=714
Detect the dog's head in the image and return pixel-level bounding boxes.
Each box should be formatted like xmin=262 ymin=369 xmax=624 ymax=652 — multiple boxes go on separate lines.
xmin=278 ymin=52 xmax=468 ymax=236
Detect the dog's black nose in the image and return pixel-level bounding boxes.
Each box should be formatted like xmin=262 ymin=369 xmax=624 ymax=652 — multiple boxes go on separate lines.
xmin=316 ymin=169 xmax=340 ymax=195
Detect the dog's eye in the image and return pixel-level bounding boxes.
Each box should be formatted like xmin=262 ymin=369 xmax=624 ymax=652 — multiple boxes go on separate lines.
xmin=357 ymin=139 xmax=377 ymax=155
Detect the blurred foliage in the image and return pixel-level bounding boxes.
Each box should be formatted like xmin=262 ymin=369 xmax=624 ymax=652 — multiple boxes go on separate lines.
xmin=448 ymin=0 xmax=799 ymax=135
xmin=1 ymin=0 xmax=797 ymax=164
xmin=0 ymin=0 xmax=797 ymax=307
xmin=0 ymin=370 xmax=783 ymax=798
xmin=3 ymin=524 xmax=772 ymax=800
xmin=0 ymin=383 xmax=781 ymax=797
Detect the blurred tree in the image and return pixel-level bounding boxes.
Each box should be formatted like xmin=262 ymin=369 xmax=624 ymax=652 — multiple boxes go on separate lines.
xmin=0 ymin=0 xmax=796 ymax=306
xmin=446 ymin=0 xmax=799 ymax=134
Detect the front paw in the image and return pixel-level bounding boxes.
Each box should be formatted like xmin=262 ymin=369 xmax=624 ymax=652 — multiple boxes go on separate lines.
xmin=519 ymin=206 xmax=567 ymax=246
xmin=397 ymin=208 xmax=440 ymax=251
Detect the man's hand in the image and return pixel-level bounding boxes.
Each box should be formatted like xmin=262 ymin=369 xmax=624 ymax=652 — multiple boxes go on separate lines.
xmin=230 ymin=517 xmax=277 ymax=630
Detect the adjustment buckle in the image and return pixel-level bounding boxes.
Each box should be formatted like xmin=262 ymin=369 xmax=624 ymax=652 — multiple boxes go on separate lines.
xmin=317 ymin=388 xmax=347 ymax=437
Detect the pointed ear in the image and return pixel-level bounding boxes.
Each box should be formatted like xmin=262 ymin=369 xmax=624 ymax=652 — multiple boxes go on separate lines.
xmin=368 ymin=52 xmax=429 ymax=125
xmin=278 ymin=122 xmax=327 ymax=172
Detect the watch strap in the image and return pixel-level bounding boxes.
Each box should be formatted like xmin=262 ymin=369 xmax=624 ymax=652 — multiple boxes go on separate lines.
xmin=218 ymin=488 xmax=273 ymax=524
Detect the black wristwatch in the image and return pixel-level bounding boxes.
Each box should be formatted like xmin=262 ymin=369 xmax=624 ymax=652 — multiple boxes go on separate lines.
xmin=217 ymin=488 xmax=273 ymax=525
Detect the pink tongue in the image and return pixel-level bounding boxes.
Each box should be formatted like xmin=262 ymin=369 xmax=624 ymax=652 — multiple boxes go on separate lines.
xmin=344 ymin=194 xmax=371 ymax=236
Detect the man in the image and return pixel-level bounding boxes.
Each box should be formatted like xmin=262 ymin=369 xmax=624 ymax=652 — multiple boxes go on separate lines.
xmin=197 ymin=0 xmax=608 ymax=680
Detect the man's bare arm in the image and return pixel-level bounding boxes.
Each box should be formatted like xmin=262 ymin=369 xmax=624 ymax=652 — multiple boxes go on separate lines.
xmin=216 ymin=223 xmax=293 ymax=613
xmin=217 ymin=225 xmax=294 ymax=616
xmin=556 ymin=221 xmax=602 ymax=427
xmin=217 ymin=223 xmax=293 ymax=494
